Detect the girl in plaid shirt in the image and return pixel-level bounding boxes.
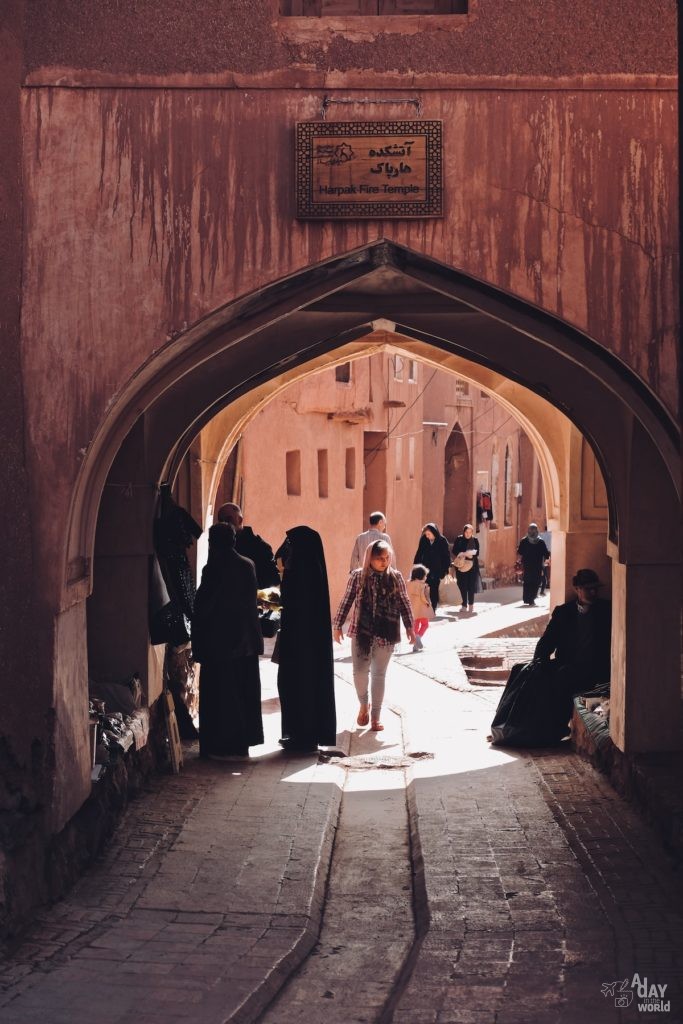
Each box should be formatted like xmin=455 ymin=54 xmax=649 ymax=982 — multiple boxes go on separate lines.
xmin=333 ymin=540 xmax=415 ymax=731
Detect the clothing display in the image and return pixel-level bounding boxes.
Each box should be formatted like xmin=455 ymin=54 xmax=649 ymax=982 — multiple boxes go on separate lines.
xmin=151 ymin=485 xmax=202 ymax=645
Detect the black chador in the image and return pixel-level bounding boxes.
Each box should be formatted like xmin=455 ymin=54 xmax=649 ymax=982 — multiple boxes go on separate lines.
xmin=192 ymin=524 xmax=264 ymax=758
xmin=275 ymin=526 xmax=337 ymax=752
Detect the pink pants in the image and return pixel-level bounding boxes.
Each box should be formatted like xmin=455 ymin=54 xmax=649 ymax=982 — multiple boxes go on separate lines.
xmin=414 ymin=618 xmax=429 ymax=637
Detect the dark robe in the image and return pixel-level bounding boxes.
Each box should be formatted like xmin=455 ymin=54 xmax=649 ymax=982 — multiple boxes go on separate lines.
xmin=193 ymin=548 xmax=264 ymax=757
xmin=153 ymin=485 xmax=202 ymax=623
xmin=452 ymin=534 xmax=480 ymax=606
xmin=276 ymin=526 xmax=337 ymax=750
xmin=235 ymin=526 xmax=280 ymax=589
xmin=413 ymin=525 xmax=451 ymax=610
xmin=491 ymin=597 xmax=612 ymax=747
xmin=535 ymin=598 xmax=612 ymax=690
xmin=517 ymin=536 xmax=550 ymax=604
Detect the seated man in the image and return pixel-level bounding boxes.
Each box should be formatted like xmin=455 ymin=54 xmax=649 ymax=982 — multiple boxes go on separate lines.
xmin=216 ymin=502 xmax=280 ymax=589
xmin=534 ymin=567 xmax=611 ymax=694
xmin=490 ymin=568 xmax=611 ymax=747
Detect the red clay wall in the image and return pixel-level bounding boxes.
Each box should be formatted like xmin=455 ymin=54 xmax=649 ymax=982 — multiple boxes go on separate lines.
xmin=20 ymin=81 xmax=678 ymax=616
xmin=24 ymin=1 xmax=677 ymax=79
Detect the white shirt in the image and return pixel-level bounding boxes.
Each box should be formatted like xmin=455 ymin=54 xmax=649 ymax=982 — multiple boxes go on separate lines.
xmin=349 ymin=528 xmax=392 ymax=572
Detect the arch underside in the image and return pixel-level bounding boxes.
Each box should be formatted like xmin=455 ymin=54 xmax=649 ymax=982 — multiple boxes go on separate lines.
xmin=67 ymin=241 xmax=679 ymax=598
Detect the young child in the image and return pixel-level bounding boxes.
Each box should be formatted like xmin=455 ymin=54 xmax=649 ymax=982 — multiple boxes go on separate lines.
xmin=407 ymin=564 xmax=433 ymax=652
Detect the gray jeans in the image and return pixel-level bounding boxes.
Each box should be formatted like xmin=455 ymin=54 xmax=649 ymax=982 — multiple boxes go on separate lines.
xmin=351 ymin=638 xmax=394 ymax=719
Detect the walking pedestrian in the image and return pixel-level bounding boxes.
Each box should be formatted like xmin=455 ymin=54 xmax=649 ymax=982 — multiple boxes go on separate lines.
xmin=275 ymin=526 xmax=337 ymax=752
xmin=333 ymin=540 xmax=415 ymax=732
xmin=407 ymin=564 xmax=433 ymax=652
xmin=192 ymin=523 xmax=264 ymax=760
xmin=349 ymin=511 xmax=391 ymax=572
xmin=517 ymin=523 xmax=550 ymax=606
xmin=452 ymin=523 xmax=480 ymax=612
xmin=413 ymin=523 xmax=451 ymax=612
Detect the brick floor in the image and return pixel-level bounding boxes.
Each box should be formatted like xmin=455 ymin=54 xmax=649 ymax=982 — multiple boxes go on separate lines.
xmin=1 ymin=612 xmax=682 ymax=1024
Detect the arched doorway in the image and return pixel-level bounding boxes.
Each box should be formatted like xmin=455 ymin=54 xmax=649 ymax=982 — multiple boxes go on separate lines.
xmin=443 ymin=423 xmax=470 ymax=542
xmin=65 ymin=241 xmax=679 ymax=827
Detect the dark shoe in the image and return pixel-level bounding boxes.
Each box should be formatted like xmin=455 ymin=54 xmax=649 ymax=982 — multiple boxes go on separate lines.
xmin=279 ymin=737 xmax=317 ymax=752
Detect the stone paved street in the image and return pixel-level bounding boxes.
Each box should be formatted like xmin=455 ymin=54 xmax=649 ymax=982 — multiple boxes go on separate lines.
xmin=1 ymin=595 xmax=682 ymax=1024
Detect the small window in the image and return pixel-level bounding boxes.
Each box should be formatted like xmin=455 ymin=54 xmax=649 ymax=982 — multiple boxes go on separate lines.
xmin=345 ymin=447 xmax=356 ymax=489
xmin=455 ymin=378 xmax=469 ymax=397
xmin=318 ymin=449 xmax=329 ymax=498
xmin=395 ymin=437 xmax=403 ymax=480
xmin=393 ymin=355 xmax=404 ymax=382
xmin=408 ymin=360 xmax=418 ymax=383
xmin=286 ymin=450 xmax=301 ymax=496
xmin=335 ymin=362 xmax=352 ymax=384
xmin=408 ymin=436 xmax=416 ymax=479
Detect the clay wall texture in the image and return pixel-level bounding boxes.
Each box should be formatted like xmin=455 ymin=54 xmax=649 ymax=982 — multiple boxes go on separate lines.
xmin=24 ymin=1 xmax=677 ymax=78
xmin=20 ymin=79 xmax=678 ymax=616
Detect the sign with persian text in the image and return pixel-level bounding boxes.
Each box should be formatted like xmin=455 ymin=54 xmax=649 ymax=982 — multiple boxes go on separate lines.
xmin=296 ymin=120 xmax=442 ymax=219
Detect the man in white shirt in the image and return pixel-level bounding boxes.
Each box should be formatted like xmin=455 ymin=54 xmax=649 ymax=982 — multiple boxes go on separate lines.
xmin=349 ymin=512 xmax=391 ymax=572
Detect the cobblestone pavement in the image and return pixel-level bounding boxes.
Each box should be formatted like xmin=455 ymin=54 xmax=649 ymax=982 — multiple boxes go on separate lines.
xmin=1 ymin=604 xmax=682 ymax=1024
xmin=261 ymin=708 xmax=415 ymax=1024
xmin=0 ymin=677 xmax=353 ymax=1024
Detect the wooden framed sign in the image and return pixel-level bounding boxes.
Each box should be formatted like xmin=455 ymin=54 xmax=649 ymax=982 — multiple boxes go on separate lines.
xmin=296 ymin=120 xmax=443 ymax=219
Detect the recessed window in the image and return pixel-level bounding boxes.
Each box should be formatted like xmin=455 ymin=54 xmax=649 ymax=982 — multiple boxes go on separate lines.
xmin=281 ymin=1 xmax=467 ymax=13
xmin=393 ymin=355 xmax=404 ymax=382
xmin=408 ymin=436 xmax=416 ymax=479
xmin=455 ymin=378 xmax=469 ymax=397
xmin=408 ymin=360 xmax=418 ymax=384
xmin=335 ymin=362 xmax=352 ymax=384
xmin=318 ymin=449 xmax=329 ymax=498
xmin=345 ymin=447 xmax=356 ymax=489
xmin=286 ymin=450 xmax=301 ymax=496
xmin=395 ymin=437 xmax=403 ymax=480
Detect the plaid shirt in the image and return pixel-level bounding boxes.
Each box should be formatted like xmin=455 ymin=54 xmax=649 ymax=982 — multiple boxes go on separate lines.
xmin=333 ymin=569 xmax=414 ymax=646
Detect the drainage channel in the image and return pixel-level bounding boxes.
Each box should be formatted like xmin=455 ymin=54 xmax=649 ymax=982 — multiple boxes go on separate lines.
xmin=257 ymin=703 xmax=428 ymax=1024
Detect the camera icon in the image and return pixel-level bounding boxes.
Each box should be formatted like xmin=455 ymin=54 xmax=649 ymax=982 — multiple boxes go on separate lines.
xmin=615 ymin=993 xmax=634 ymax=1008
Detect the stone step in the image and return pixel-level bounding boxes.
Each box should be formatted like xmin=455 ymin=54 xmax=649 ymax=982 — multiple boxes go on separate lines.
xmin=459 ymin=655 xmax=504 ymax=668
xmin=466 ymin=668 xmax=509 ymax=686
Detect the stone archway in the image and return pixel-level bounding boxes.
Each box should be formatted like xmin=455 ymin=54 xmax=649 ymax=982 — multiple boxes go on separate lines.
xmin=66 ymin=241 xmax=679 ymax=826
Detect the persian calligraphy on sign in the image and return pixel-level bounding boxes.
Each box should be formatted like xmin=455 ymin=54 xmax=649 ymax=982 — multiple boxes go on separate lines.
xmin=296 ymin=121 xmax=442 ymax=220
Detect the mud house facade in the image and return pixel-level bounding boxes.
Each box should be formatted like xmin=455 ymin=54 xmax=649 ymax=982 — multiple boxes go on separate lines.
xmin=0 ymin=1 xmax=678 ymax=937
xmin=208 ymin=353 xmax=547 ymax=609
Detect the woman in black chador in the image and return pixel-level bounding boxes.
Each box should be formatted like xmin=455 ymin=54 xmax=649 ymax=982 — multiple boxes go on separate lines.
xmin=413 ymin=522 xmax=452 ymax=612
xmin=275 ymin=526 xmax=337 ymax=752
xmin=192 ymin=523 xmax=264 ymax=760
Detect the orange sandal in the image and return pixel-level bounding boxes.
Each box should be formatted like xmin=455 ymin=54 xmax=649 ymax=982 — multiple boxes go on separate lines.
xmin=356 ymin=704 xmax=370 ymax=727
xmin=371 ymin=720 xmax=384 ymax=732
